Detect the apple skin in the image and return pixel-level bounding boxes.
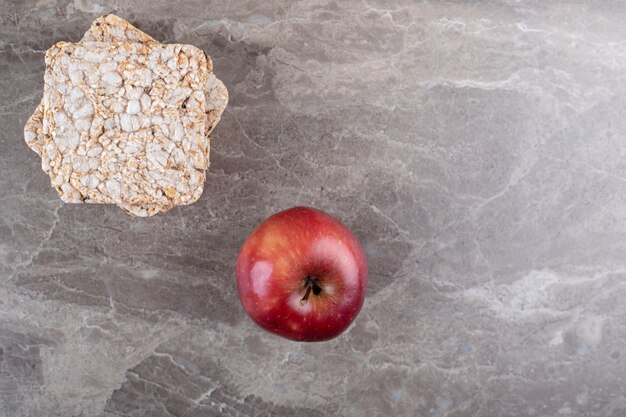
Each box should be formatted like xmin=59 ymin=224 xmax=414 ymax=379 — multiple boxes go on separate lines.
xmin=236 ymin=206 xmax=368 ymax=342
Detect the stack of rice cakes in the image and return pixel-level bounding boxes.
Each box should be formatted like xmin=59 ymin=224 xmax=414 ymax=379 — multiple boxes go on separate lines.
xmin=25 ymin=15 xmax=228 ymax=216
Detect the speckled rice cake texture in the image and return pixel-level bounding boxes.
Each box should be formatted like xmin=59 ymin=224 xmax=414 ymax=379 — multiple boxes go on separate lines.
xmin=41 ymin=41 xmax=209 ymax=217
xmin=81 ymin=14 xmax=157 ymax=43
xmin=79 ymin=14 xmax=228 ymax=138
xmin=24 ymin=15 xmax=229 ymax=217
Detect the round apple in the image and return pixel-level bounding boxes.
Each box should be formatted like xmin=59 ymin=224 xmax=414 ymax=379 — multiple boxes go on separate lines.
xmin=236 ymin=206 xmax=368 ymax=342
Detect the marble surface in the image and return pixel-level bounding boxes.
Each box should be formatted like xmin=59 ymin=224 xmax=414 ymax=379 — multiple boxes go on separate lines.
xmin=2 ymin=1 xmax=626 ymax=416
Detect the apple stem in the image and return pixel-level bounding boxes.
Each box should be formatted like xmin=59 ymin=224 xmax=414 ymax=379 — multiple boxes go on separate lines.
xmin=299 ymin=285 xmax=313 ymax=306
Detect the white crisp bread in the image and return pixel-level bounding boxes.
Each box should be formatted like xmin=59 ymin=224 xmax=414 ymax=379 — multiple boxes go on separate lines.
xmin=41 ymin=41 xmax=209 ymax=217
xmin=24 ymin=15 xmax=228 ymax=216
xmin=80 ymin=15 xmax=228 ymax=137
xmin=80 ymin=14 xmax=157 ymax=43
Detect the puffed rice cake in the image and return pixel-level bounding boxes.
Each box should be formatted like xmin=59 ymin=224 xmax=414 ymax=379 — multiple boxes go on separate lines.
xmin=24 ymin=15 xmax=228 ymax=216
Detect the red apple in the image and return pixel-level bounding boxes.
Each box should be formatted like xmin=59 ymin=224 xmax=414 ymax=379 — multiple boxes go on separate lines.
xmin=236 ymin=206 xmax=368 ymax=342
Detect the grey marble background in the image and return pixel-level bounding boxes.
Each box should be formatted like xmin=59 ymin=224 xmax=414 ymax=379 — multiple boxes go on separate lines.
xmin=2 ymin=0 xmax=626 ymax=416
